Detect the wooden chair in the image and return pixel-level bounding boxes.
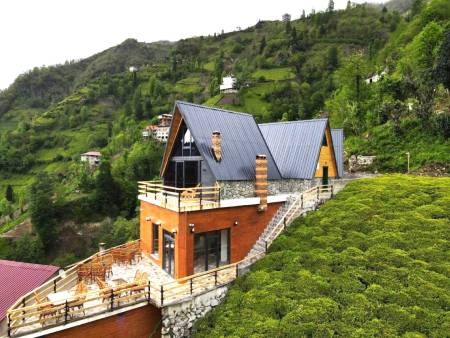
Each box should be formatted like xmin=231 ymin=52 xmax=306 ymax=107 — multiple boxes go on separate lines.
xmin=100 ymin=254 xmax=114 ymax=277
xmin=77 ymin=264 xmax=91 ymax=282
xmin=96 ymin=277 xmax=112 ymax=304
xmin=34 ymin=293 xmax=59 ymax=324
xmin=67 ymin=294 xmax=86 ymax=318
xmin=91 ymin=263 xmax=106 ymax=281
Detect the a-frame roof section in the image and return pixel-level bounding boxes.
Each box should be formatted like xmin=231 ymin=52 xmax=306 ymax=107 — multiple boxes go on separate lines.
xmin=259 ymin=119 xmax=338 ymax=179
xmin=331 ymin=128 xmax=344 ymax=177
xmin=161 ymin=102 xmax=282 ymax=181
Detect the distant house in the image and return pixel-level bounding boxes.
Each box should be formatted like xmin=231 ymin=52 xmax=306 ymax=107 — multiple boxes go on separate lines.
xmin=0 ymin=260 xmax=59 ymax=336
xmin=80 ymin=151 xmax=102 ymax=168
xmin=365 ymin=70 xmax=386 ymax=84
xmin=142 ymin=114 xmax=172 ymax=142
xmin=219 ymin=75 xmax=237 ymax=94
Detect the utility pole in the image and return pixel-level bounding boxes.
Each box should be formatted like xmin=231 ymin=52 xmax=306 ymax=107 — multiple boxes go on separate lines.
xmin=406 ymin=152 xmax=410 ymax=173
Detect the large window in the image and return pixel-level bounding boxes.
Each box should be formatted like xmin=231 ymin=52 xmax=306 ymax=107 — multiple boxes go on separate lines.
xmin=194 ymin=229 xmax=230 ymax=273
xmin=152 ymin=223 xmax=159 ymax=256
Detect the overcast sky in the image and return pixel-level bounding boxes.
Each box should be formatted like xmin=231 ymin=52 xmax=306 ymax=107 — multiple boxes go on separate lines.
xmin=0 ymin=0 xmax=382 ymax=89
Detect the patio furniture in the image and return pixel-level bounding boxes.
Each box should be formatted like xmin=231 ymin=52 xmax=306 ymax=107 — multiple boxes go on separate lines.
xmin=91 ymin=263 xmax=106 ymax=281
xmin=96 ymin=277 xmax=112 ymax=304
xmin=77 ymin=264 xmax=91 ymax=282
xmin=100 ymin=254 xmax=114 ymax=277
xmin=67 ymin=281 xmax=88 ymax=318
xmin=34 ymin=292 xmax=60 ymax=325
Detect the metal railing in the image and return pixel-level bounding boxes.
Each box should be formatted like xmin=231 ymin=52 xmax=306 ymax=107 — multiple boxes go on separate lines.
xmin=264 ymin=185 xmax=333 ymax=249
xmin=138 ymin=181 xmax=221 ymax=212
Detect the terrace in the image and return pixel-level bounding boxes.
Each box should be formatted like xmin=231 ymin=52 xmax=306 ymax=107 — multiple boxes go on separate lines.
xmin=137 ymin=181 xmax=221 ymax=212
xmin=5 ymin=240 xmax=247 ymax=337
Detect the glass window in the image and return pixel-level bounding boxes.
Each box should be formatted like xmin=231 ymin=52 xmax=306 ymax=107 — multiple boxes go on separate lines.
xmin=322 ymin=134 xmax=328 ymax=147
xmin=194 ymin=229 xmax=230 ymax=273
xmin=152 ymin=223 xmax=159 ymax=256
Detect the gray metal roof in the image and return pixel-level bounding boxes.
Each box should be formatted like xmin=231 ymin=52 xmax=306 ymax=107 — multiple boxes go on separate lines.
xmin=259 ymin=119 xmax=329 ymax=179
xmin=176 ymin=101 xmax=282 ymax=181
xmin=331 ymin=129 xmax=344 ymax=177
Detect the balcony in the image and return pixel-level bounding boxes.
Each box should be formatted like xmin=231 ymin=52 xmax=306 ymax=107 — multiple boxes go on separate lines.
xmin=138 ymin=181 xmax=221 ymax=212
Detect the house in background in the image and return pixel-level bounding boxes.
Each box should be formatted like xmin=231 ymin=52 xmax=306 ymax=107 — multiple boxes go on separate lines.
xmin=365 ymin=69 xmax=387 ymax=84
xmin=80 ymin=151 xmax=102 ymax=168
xmin=219 ymin=76 xmax=237 ymax=94
xmin=0 ymin=260 xmax=59 ymax=336
xmin=143 ymin=114 xmax=172 ymax=143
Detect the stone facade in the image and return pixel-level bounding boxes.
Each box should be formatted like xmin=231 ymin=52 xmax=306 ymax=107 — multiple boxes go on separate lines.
xmin=219 ymin=179 xmax=313 ymax=199
xmin=161 ymin=286 xmax=229 ymax=338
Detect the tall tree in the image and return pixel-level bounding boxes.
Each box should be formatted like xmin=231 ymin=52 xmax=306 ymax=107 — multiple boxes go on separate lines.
xmin=435 ymin=29 xmax=450 ymax=90
xmin=328 ymin=0 xmax=335 ymax=12
xmin=5 ymin=184 xmax=13 ymax=202
xmin=259 ymin=36 xmax=266 ymax=54
xmin=29 ymin=173 xmax=57 ymax=251
xmin=301 ymin=10 xmax=306 ymax=19
xmin=95 ymin=161 xmax=121 ymax=214
xmin=327 ymin=46 xmax=339 ymax=71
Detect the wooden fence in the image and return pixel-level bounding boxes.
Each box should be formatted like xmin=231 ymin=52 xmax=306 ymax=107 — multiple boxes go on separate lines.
xmin=138 ymin=181 xmax=221 ymax=211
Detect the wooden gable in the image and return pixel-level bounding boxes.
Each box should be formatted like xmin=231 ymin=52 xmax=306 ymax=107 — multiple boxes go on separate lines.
xmin=314 ymin=122 xmax=339 ymax=178
xmin=160 ymin=107 xmax=183 ymax=177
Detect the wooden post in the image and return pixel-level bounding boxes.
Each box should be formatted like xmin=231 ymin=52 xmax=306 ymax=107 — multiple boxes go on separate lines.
xmin=110 ymin=289 xmax=114 ymax=311
xmin=331 ymin=185 xmax=334 ymax=198
xmin=7 ymin=313 xmax=11 ymax=337
xmin=265 ymin=240 xmax=268 ymax=253
xmin=64 ymin=300 xmax=69 ymax=324
xmin=54 ymin=280 xmax=57 ymax=293
xmin=214 ymin=270 xmax=218 ymax=286
xmin=190 ymin=278 xmax=193 ymax=295
xmin=200 ymin=189 xmax=203 ymax=210
xmin=283 ymin=217 xmax=286 ymax=229
xmin=235 ymin=264 xmax=239 ymax=278
xmin=317 ymin=186 xmax=320 ymax=201
xmin=178 ymin=193 xmax=181 ymax=212
xmin=147 ymin=281 xmax=151 ymax=304
xmin=160 ymin=285 xmax=164 ymax=306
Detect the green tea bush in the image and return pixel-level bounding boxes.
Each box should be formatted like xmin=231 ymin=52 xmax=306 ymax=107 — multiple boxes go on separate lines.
xmin=194 ymin=175 xmax=450 ymax=337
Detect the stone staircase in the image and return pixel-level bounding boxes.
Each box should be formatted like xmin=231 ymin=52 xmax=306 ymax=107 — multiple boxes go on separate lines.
xmin=240 ymin=185 xmax=333 ymax=271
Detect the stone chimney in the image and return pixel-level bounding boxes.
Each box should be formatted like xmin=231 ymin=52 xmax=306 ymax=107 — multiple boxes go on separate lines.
xmin=255 ymin=154 xmax=268 ymax=211
xmin=99 ymin=242 xmax=106 ymax=253
xmin=212 ymin=131 xmax=222 ymax=162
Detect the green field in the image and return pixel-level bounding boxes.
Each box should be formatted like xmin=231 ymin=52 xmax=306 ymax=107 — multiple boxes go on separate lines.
xmin=194 ymin=175 xmax=450 ymax=337
xmin=251 ymin=67 xmax=295 ymax=81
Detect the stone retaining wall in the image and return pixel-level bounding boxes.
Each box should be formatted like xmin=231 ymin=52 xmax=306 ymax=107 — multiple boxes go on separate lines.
xmin=219 ymin=179 xmax=312 ymax=199
xmin=161 ymin=286 xmax=229 ymax=338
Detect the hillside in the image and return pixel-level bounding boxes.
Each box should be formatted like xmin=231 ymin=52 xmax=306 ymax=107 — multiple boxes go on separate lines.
xmin=0 ymin=0 xmax=449 ymax=265
xmin=194 ymin=175 xmax=450 ymax=337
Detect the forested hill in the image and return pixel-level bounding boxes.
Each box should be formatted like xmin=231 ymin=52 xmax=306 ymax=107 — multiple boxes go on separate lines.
xmin=0 ymin=0 xmax=449 ymax=265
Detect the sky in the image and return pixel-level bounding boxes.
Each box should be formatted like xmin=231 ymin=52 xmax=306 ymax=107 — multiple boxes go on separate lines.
xmin=0 ymin=0 xmax=382 ymax=90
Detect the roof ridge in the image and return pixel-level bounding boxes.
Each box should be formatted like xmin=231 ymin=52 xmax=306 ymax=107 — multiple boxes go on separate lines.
xmin=259 ymin=118 xmax=328 ymax=126
xmin=176 ymin=101 xmax=253 ymax=117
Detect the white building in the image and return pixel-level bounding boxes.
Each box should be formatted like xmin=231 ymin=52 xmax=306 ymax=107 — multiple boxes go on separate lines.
xmin=142 ymin=114 xmax=172 ymax=142
xmin=219 ymin=76 xmax=237 ymax=94
xmin=80 ymin=151 xmax=102 ymax=168
xmin=365 ymin=70 xmax=386 ymax=84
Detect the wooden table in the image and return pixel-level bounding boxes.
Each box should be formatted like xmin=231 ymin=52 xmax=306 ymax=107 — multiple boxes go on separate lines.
xmin=47 ymin=291 xmax=73 ymax=306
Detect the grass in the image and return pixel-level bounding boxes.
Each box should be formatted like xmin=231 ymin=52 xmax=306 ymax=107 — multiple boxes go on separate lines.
xmin=174 ymin=76 xmax=204 ymax=94
xmin=194 ymin=175 xmax=450 ymax=337
xmin=251 ymin=67 xmax=295 ymax=81
xmin=0 ymin=212 xmax=28 ymax=234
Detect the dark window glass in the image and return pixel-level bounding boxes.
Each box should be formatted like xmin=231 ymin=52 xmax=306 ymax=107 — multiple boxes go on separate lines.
xmin=194 ymin=229 xmax=230 ymax=273
xmin=184 ymin=161 xmax=199 ymax=188
xmin=152 ymin=223 xmax=159 ymax=255
xmin=322 ymin=134 xmax=328 ymax=147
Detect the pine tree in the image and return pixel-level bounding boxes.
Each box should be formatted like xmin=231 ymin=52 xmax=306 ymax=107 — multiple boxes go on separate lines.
xmin=301 ymin=10 xmax=306 ymax=19
xmin=328 ymin=0 xmax=334 ymax=12
xmin=346 ymin=1 xmax=352 ymax=10
xmin=5 ymin=185 xmax=13 ymax=202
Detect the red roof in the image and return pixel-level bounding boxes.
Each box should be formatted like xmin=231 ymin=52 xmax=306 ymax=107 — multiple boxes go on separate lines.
xmin=0 ymin=260 xmax=59 ymax=321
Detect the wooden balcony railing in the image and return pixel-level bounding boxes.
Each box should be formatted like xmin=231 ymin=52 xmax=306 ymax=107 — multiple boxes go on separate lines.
xmin=138 ymin=181 xmax=221 ymax=211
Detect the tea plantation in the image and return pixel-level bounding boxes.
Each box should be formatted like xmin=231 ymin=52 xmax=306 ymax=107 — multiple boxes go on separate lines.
xmin=194 ymin=175 xmax=450 ymax=337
